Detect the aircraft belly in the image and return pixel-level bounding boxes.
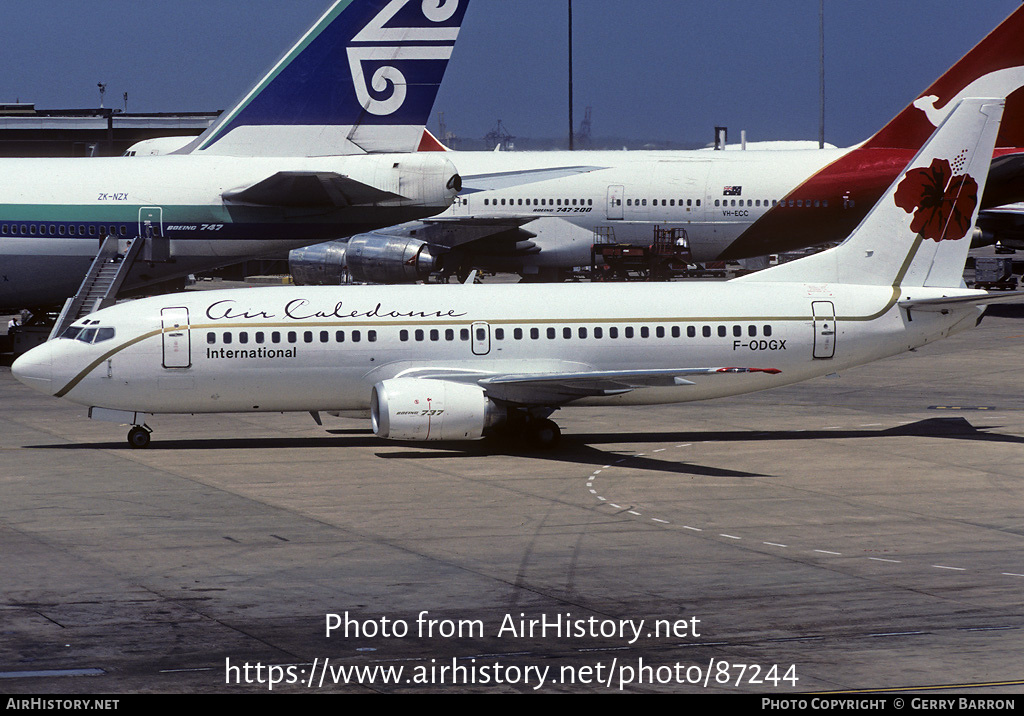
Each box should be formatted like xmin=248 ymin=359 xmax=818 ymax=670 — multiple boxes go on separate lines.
xmin=0 ymin=250 xmax=94 ymax=308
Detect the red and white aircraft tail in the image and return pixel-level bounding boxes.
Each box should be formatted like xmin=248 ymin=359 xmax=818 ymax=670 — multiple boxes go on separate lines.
xmin=741 ymin=98 xmax=1004 ymax=289
xmin=862 ymin=8 xmax=1024 ymax=152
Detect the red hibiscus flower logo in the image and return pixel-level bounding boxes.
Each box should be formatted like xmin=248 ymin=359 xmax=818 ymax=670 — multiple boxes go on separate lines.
xmin=893 ymin=156 xmax=978 ymax=242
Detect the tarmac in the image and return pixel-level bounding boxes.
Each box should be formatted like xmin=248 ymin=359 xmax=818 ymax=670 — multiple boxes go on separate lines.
xmin=1 ymin=298 xmax=1023 ymax=694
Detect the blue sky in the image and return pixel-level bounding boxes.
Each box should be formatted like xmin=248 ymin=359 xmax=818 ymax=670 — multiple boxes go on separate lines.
xmin=0 ymin=1 xmax=1017 ymax=148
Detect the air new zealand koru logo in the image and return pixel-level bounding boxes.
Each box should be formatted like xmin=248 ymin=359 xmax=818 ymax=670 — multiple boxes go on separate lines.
xmin=349 ymin=0 xmax=462 ymax=116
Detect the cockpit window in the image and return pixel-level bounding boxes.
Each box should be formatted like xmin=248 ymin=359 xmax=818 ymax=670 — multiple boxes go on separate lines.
xmin=59 ymin=326 xmax=83 ymax=340
xmin=72 ymin=327 xmax=116 ymax=344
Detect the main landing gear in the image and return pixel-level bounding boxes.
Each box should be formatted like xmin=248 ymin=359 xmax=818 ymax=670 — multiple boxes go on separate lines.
xmin=488 ymin=412 xmax=562 ymax=450
xmin=526 ymin=418 xmax=561 ymax=449
xmin=127 ymin=424 xmax=153 ymax=449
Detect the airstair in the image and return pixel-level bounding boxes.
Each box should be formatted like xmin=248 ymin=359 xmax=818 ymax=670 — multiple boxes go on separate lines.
xmin=48 ymin=235 xmax=145 ymax=340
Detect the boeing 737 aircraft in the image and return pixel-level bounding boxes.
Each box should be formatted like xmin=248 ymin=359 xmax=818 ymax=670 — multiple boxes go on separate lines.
xmin=290 ymin=5 xmax=1024 ymax=284
xmin=13 ymin=98 xmax=1020 ymax=450
xmin=0 ymin=0 xmax=468 ymax=310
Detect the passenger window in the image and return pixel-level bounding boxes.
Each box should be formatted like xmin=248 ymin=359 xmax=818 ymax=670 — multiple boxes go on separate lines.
xmin=287 ymin=331 xmax=297 ymax=343
xmin=594 ymin=327 xmax=603 ymax=339
xmin=335 ymin=331 xmax=345 ymax=343
xmin=352 ymin=331 xmax=361 ymax=343
xmin=514 ymin=328 xmax=523 ymax=340
xmin=400 ymin=330 xmax=409 ymax=342
xmin=239 ymin=332 xmax=249 ymax=345
xmin=206 ymin=332 xmax=215 ymax=344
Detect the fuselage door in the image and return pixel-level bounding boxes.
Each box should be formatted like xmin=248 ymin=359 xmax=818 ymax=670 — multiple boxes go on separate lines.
xmin=139 ymin=207 xmax=164 ymax=239
xmin=471 ymin=321 xmax=491 ymax=356
xmin=812 ymin=301 xmax=836 ymax=359
xmin=606 ymin=185 xmax=624 ymax=220
xmin=161 ymin=307 xmax=191 ymax=369
xmin=139 ymin=206 xmax=169 ymax=262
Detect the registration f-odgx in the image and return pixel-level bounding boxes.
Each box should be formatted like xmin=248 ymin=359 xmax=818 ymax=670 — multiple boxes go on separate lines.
xmin=13 ymin=99 xmax=1021 ymax=449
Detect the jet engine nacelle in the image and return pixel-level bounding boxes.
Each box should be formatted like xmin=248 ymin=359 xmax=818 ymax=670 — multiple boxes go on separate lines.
xmin=289 ymin=241 xmax=351 ymax=285
xmin=290 ymin=235 xmax=438 ymax=285
xmin=371 ymin=378 xmax=504 ymax=441
xmin=346 ymin=234 xmax=437 ymax=284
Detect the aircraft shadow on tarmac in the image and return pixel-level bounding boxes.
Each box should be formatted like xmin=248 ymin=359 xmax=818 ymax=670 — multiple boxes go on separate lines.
xmin=26 ymin=417 xmax=1024 ymax=479
xmin=371 ymin=417 xmax=1024 ymax=476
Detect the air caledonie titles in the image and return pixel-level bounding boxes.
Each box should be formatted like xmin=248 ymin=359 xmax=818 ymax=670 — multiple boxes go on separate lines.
xmin=205 ymin=298 xmax=468 ymax=322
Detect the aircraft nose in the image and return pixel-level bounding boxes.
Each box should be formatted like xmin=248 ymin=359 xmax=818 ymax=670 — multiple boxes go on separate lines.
xmin=12 ymin=342 xmax=55 ymax=395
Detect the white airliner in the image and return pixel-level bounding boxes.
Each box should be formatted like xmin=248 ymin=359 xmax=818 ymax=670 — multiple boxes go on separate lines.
xmin=290 ymin=5 xmax=1024 ymax=283
xmin=13 ymin=98 xmax=1021 ymax=450
xmin=0 ymin=0 xmax=468 ymax=310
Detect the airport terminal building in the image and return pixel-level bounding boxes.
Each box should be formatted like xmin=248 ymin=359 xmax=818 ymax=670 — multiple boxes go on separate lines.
xmin=0 ymin=104 xmax=218 ymax=157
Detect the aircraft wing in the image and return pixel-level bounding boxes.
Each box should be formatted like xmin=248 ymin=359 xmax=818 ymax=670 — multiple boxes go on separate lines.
xmin=223 ymin=171 xmax=402 ymax=208
xmin=461 ymin=166 xmax=607 ymax=193
xmin=373 ymin=217 xmax=540 ymax=251
xmin=474 ymin=367 xmax=782 ymax=406
xmin=976 ymin=204 xmax=1024 ymax=248
xmin=984 ymin=150 xmax=1024 ymax=208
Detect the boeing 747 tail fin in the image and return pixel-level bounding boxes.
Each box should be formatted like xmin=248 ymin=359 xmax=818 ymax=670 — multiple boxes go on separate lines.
xmin=184 ymin=0 xmax=469 ymax=157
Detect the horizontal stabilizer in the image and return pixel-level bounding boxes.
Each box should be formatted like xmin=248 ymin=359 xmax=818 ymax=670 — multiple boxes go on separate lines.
xmin=899 ymin=290 xmax=1024 ymax=311
xmin=223 ymin=171 xmax=401 ymax=207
